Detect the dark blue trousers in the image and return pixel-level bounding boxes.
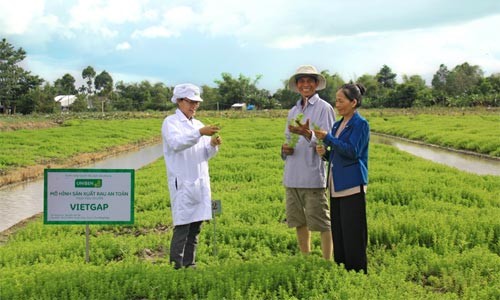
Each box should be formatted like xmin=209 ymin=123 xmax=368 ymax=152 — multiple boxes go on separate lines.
xmin=169 ymin=221 xmax=202 ymax=269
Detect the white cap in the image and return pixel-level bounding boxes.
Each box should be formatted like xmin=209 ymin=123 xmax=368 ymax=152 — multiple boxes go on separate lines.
xmin=171 ymin=83 xmax=203 ymax=103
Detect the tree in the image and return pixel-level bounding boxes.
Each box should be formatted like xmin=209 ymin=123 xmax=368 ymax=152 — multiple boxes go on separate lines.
xmin=94 ymin=70 xmax=113 ymax=113
xmin=199 ymin=85 xmax=220 ymax=110
xmin=0 ymin=38 xmax=42 ymax=114
xmin=70 ymin=94 xmax=88 ymax=112
xmin=22 ymin=83 xmax=57 ymax=114
xmin=431 ymin=64 xmax=450 ymax=106
xmin=82 ymin=66 xmax=96 ymax=94
xmin=145 ymin=82 xmax=171 ymax=111
xmin=446 ymin=62 xmax=483 ymax=96
xmin=317 ymin=70 xmax=345 ymax=103
xmin=273 ymin=80 xmax=298 ymax=109
xmin=431 ymin=64 xmax=449 ymax=91
xmin=214 ymin=73 xmax=265 ymax=109
xmin=400 ymin=75 xmax=432 ymax=107
xmin=82 ymin=66 xmax=96 ymax=109
xmin=357 ymin=74 xmax=381 ymax=107
xmin=14 ymin=72 xmax=45 ymax=114
xmin=389 ymin=82 xmax=417 ymax=108
xmin=376 ymin=65 xmax=397 ymax=89
xmin=54 ymin=73 xmax=77 ymax=95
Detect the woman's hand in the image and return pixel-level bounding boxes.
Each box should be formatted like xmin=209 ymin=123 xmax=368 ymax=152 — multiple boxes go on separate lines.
xmin=316 ymin=145 xmax=326 ymax=156
xmin=313 ymin=129 xmax=327 ymax=140
xmin=210 ymin=135 xmax=222 ymax=147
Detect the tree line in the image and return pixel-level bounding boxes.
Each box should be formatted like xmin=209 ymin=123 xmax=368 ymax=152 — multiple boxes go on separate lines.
xmin=1 ymin=38 xmax=499 ymax=115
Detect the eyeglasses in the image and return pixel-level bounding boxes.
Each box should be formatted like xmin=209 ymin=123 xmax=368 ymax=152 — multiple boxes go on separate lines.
xmin=182 ymin=98 xmax=200 ymax=106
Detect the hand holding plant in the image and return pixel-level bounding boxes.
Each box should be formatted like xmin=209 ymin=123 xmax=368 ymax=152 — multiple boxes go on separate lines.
xmin=200 ymin=125 xmax=220 ymax=136
xmin=211 ymin=135 xmax=222 ymax=147
xmin=316 ymin=144 xmax=326 ymax=156
xmin=204 ymin=118 xmax=221 ymax=137
xmin=313 ymin=129 xmax=327 ymax=140
xmin=312 ymin=123 xmax=324 ymax=146
xmin=289 ymin=114 xmax=312 ymax=138
xmin=287 ymin=114 xmax=303 ymax=148
xmin=282 ymin=143 xmax=294 ymax=155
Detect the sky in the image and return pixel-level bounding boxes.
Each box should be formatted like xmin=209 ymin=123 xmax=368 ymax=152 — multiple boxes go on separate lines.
xmin=1 ymin=0 xmax=500 ymax=93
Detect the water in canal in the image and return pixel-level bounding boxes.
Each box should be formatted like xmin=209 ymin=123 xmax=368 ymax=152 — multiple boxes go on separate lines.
xmin=371 ymin=134 xmax=500 ymax=176
xmin=0 ymin=144 xmax=163 ymax=232
xmin=1 ymin=137 xmax=499 ymax=233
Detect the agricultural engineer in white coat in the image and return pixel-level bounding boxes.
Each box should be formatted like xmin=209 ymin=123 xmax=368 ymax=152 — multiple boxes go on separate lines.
xmin=162 ymin=83 xmax=222 ymax=269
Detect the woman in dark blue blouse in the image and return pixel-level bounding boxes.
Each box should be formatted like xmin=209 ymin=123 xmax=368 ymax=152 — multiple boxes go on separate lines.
xmin=314 ymin=83 xmax=369 ymax=273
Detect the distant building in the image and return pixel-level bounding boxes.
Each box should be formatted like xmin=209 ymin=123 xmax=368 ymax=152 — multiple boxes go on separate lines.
xmin=231 ymin=103 xmax=246 ymax=110
xmin=54 ymin=95 xmax=77 ymax=109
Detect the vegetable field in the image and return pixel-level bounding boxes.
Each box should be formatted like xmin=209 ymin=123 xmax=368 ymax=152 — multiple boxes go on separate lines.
xmin=363 ymin=108 xmax=500 ymax=157
xmin=0 ymin=113 xmax=499 ymax=299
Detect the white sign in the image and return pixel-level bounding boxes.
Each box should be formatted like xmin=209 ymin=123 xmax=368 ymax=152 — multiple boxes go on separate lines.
xmin=44 ymin=169 xmax=134 ymax=224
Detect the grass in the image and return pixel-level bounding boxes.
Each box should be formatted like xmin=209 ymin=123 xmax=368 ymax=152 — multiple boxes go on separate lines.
xmin=1 ymin=116 xmax=499 ymax=299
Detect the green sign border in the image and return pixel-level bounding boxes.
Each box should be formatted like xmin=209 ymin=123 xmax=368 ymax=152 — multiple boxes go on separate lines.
xmin=44 ymin=169 xmax=135 ymax=225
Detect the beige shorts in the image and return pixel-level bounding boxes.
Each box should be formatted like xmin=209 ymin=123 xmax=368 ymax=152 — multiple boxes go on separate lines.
xmin=285 ymin=187 xmax=331 ymax=232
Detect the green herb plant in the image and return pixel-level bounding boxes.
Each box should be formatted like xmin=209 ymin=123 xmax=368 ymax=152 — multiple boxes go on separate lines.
xmin=287 ymin=113 xmax=304 ymax=148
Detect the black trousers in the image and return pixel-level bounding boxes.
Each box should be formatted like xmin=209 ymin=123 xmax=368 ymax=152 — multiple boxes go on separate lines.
xmin=169 ymin=221 xmax=202 ymax=269
xmin=331 ymin=189 xmax=367 ymax=273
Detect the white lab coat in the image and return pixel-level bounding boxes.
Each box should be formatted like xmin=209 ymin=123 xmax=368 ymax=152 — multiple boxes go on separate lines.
xmin=162 ymin=109 xmax=218 ymax=226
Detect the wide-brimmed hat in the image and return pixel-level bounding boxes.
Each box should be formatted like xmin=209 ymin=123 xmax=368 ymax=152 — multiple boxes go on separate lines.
xmin=288 ymin=65 xmax=326 ymax=93
xmin=171 ymin=83 xmax=203 ymax=103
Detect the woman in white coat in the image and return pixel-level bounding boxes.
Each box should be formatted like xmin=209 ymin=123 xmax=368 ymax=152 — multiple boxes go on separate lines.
xmin=162 ymin=83 xmax=222 ymax=269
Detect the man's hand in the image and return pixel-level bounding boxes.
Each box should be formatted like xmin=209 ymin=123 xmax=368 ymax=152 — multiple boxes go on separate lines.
xmin=282 ymin=143 xmax=294 ymax=156
xmin=200 ymin=125 xmax=220 ymax=136
xmin=288 ymin=118 xmax=312 ymax=139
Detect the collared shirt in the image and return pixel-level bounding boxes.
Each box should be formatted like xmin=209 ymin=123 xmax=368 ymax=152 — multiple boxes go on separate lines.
xmin=283 ymin=93 xmax=335 ymax=188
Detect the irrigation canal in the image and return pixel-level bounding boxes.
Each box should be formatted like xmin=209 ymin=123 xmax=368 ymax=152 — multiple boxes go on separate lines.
xmin=1 ymin=137 xmax=499 ymax=232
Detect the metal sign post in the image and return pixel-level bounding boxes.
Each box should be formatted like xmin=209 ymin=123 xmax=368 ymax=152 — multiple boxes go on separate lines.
xmin=85 ymin=224 xmax=90 ymax=263
xmin=211 ymin=200 xmax=222 ymax=256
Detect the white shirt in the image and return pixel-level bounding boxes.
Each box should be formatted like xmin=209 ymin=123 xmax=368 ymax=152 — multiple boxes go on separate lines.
xmin=162 ymin=109 xmax=218 ymax=226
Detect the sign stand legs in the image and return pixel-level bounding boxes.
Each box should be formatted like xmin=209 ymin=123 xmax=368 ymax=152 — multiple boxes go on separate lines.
xmin=85 ymin=224 xmax=90 ymax=263
xmin=211 ymin=199 xmax=221 ymax=257
xmin=213 ymin=214 xmax=217 ymax=257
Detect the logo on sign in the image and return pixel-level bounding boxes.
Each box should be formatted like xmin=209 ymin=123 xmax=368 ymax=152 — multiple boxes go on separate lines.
xmin=75 ymin=179 xmax=102 ymax=188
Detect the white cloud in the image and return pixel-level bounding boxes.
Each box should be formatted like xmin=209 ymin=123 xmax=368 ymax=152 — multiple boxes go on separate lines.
xmin=68 ymin=0 xmax=146 ymax=27
xmin=0 ymin=0 xmax=45 ymax=34
xmin=132 ymin=26 xmax=178 ymax=39
xmin=380 ymin=15 xmax=500 ymax=78
xmin=4 ymin=0 xmax=500 ymax=92
xmin=116 ymin=42 xmax=131 ymax=51
xmin=111 ymin=71 xmax=165 ymax=85
xmin=322 ymin=14 xmax=500 ymax=84
xmin=130 ymin=6 xmax=198 ymax=39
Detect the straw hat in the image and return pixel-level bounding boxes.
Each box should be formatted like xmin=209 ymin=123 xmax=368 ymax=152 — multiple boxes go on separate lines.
xmin=288 ymin=65 xmax=326 ymax=93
